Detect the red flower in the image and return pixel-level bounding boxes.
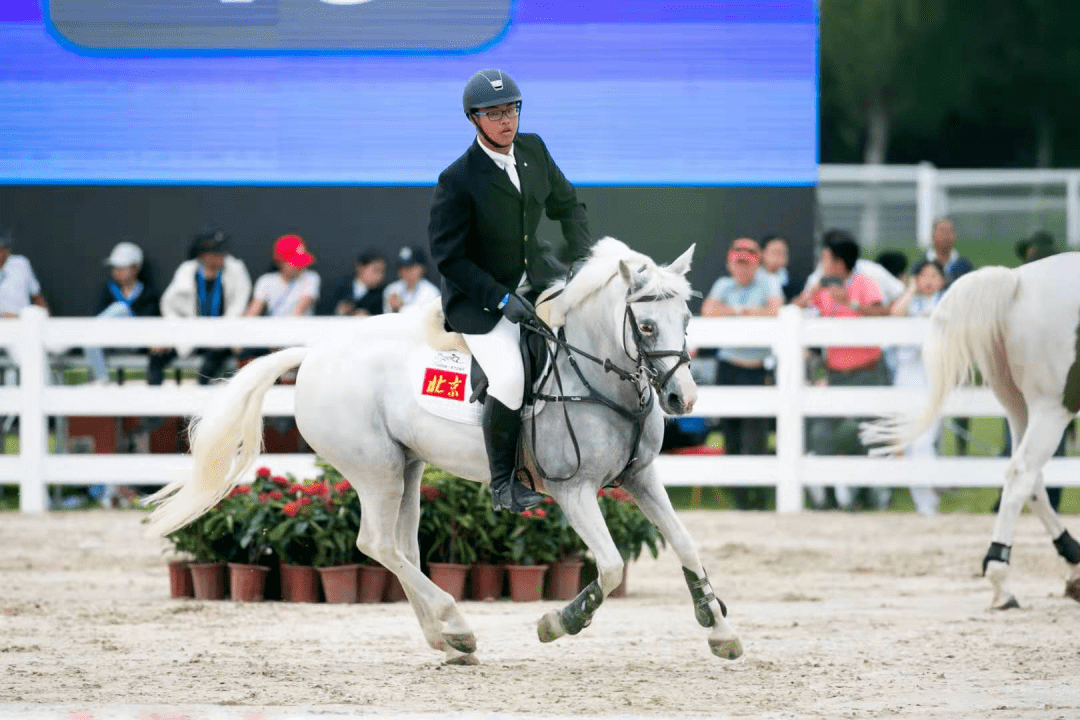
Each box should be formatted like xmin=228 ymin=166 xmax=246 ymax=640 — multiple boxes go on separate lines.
xmin=597 ymin=488 xmax=607 ymax=498
xmin=272 ymin=475 xmax=290 ymax=487
xmin=533 ymin=508 xmax=547 ymax=519
xmin=521 ymin=509 xmax=534 ymax=519
xmin=288 ymin=484 xmax=305 ymax=495
xmin=298 ymin=497 xmax=313 ymax=507
xmin=543 ymin=496 xmax=557 ymax=505
xmin=334 ymin=481 xmax=351 ymax=495
xmin=227 ymin=486 xmax=251 ymax=498
xmin=612 ymin=488 xmax=631 ymax=503
xmin=420 ymin=485 xmax=441 ymax=502
xmin=258 ymin=492 xmax=269 ymax=504
xmin=304 ymin=483 xmax=328 ymax=496
xmin=282 ymin=501 xmax=299 ymax=518
xmin=256 ymin=466 xmax=272 ymax=478
xmin=269 ymin=490 xmax=284 ymax=501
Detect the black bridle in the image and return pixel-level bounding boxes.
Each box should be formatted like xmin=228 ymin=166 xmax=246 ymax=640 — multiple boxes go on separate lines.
xmin=520 ymin=291 xmax=692 ymax=486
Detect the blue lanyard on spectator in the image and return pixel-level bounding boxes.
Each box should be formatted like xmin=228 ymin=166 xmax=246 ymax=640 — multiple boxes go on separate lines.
xmin=108 ymin=281 xmax=143 ymax=309
xmin=196 ymin=268 xmax=223 ymax=317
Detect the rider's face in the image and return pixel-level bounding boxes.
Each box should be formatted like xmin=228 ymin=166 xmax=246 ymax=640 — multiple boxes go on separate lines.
xmin=472 ymin=102 xmax=519 ymax=152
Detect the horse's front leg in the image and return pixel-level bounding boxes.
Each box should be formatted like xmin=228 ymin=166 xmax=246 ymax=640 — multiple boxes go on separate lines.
xmin=537 ymin=484 xmax=622 ymax=644
xmin=623 ymin=463 xmax=743 ymax=660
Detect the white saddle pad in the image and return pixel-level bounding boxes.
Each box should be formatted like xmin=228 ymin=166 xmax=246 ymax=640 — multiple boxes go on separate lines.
xmin=411 ymin=349 xmax=482 ymax=426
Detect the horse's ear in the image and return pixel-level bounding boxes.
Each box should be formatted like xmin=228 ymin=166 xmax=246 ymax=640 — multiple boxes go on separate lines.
xmin=618 ymin=259 xmax=634 ymax=286
xmin=667 ymin=244 xmax=695 ymax=276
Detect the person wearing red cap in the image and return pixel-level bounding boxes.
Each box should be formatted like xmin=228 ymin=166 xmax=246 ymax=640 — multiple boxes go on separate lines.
xmin=244 ymin=234 xmax=320 ymax=319
xmin=700 ymin=237 xmax=782 ymax=509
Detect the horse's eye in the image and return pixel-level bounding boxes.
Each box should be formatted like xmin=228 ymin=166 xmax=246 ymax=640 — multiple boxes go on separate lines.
xmin=640 ymin=322 xmax=656 ymax=334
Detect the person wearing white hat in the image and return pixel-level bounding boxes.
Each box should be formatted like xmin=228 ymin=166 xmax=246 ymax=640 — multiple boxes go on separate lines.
xmin=85 ymin=241 xmax=159 ymax=383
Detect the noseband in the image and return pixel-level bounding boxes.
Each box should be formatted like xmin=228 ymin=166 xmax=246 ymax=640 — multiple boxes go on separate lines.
xmin=520 ymin=290 xmax=691 ymax=487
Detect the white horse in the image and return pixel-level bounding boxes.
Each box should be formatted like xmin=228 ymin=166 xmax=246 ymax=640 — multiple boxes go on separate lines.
xmin=863 ymin=252 xmax=1080 ymax=609
xmin=146 ymin=237 xmax=743 ymax=663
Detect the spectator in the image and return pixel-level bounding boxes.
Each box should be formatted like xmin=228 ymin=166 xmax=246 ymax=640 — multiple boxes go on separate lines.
xmin=702 ymin=238 xmax=782 ymax=510
xmin=874 ymin=251 xmax=909 ymax=284
xmin=928 ymin=218 xmax=974 ymax=287
xmin=890 ymin=259 xmax=947 ymax=515
xmin=1015 ymin=229 xmax=1058 ymax=264
xmin=798 ymin=238 xmax=906 ymax=310
xmin=802 ymin=230 xmax=891 ymax=511
xmin=330 ymin=250 xmax=387 ymax=317
xmin=85 ymin=242 xmax=160 ymax=384
xmin=383 ymin=246 xmax=440 ymax=314
xmin=245 ymin=234 xmax=320 ymax=319
xmin=758 ymin=234 xmax=802 ymax=301
xmin=0 ymin=227 xmax=48 ymax=317
xmin=158 ymin=229 xmax=252 ymax=385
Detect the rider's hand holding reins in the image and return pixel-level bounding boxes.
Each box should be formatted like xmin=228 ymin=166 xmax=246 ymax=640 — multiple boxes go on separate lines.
xmin=498 ymin=292 xmax=535 ymax=324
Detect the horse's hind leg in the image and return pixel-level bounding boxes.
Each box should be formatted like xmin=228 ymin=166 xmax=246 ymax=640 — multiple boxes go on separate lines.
xmin=988 ymin=400 xmax=1072 ymax=610
xmin=1027 ymin=475 xmax=1080 ymax=603
xmin=351 ymin=457 xmax=477 ymax=663
xmin=623 ymin=464 xmax=742 ymax=660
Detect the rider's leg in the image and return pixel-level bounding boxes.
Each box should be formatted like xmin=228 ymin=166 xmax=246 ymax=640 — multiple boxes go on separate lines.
xmin=462 ymin=318 xmax=541 ymax=512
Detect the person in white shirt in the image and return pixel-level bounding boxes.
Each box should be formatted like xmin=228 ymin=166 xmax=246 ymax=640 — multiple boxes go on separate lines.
xmin=0 ymin=229 xmax=48 ymax=317
xmin=798 ymin=247 xmax=906 ymax=309
xmin=383 ymin=246 xmax=440 ymax=314
xmin=246 ymin=234 xmax=321 ymax=318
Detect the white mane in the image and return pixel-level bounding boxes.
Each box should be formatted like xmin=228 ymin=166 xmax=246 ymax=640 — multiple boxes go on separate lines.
xmin=537 ymin=237 xmax=692 ymax=327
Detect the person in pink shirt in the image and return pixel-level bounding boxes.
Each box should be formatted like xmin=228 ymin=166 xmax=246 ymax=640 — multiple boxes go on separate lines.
xmin=804 ymin=230 xmax=891 ymax=510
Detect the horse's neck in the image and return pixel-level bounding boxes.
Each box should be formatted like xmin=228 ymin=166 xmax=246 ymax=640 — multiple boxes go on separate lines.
xmin=553 ymin=289 xmax=639 ymax=401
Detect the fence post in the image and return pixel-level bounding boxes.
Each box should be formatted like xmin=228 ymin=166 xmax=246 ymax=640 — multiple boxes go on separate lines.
xmin=774 ymin=305 xmax=803 ymax=513
xmin=1067 ymin=174 xmax=1080 ymax=249
xmin=916 ymin=161 xmax=938 ymax=249
xmin=17 ymin=306 xmax=48 ymax=514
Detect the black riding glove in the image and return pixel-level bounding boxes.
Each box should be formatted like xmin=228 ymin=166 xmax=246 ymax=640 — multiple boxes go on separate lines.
xmin=499 ymin=293 xmax=535 ymax=324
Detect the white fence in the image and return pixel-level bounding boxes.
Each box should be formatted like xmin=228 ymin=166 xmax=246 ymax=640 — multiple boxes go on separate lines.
xmin=818 ymin=163 xmax=1080 ymax=251
xmin=4 ymin=305 xmax=1078 ymax=514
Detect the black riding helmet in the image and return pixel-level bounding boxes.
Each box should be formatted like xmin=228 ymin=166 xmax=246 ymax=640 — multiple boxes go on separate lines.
xmin=462 ymin=69 xmax=522 ymax=117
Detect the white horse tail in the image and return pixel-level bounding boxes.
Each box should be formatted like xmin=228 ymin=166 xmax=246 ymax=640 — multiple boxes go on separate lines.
xmin=863 ymin=266 xmax=1019 ymax=454
xmin=144 ymin=347 xmax=310 ymax=537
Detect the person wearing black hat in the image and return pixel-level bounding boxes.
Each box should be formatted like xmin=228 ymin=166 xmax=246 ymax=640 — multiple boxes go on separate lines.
xmin=382 ymin=245 xmax=440 ymax=314
xmin=156 ymin=229 xmax=252 ymax=385
xmin=428 ymin=68 xmax=592 ymax=512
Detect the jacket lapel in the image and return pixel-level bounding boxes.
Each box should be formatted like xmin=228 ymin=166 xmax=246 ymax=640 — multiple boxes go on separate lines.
xmin=470 ymin=138 xmax=521 ymax=199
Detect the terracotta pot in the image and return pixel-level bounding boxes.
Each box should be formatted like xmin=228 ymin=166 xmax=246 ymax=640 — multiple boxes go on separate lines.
xmin=469 ymin=563 xmax=504 ymax=601
xmin=188 ymin=562 xmax=227 ymax=600
xmin=547 ymin=560 xmax=584 ymax=601
xmin=427 ymin=562 xmax=468 ymax=601
xmin=167 ymin=560 xmax=194 ymax=599
xmin=384 ymin=573 xmax=408 ymax=602
xmin=228 ymin=563 xmax=269 ymax=602
xmin=506 ymin=564 xmax=548 ymax=602
xmin=358 ymin=564 xmax=389 ymax=604
xmin=317 ymin=564 xmax=361 ymax=604
xmin=610 ymin=564 xmax=629 ymax=598
xmin=280 ymin=562 xmax=321 ymax=603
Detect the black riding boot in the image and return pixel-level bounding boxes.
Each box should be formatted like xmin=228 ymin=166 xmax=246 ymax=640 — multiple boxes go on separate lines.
xmin=482 ymin=395 xmax=543 ymax=513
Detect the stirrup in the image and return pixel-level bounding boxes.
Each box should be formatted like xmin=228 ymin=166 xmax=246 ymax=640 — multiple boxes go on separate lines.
xmin=490 ymin=480 xmax=543 ymax=513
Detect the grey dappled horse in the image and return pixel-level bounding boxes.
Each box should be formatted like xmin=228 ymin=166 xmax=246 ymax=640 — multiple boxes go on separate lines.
xmin=864 ymin=253 xmax=1080 ymax=609
xmin=147 ymin=237 xmax=742 ymax=664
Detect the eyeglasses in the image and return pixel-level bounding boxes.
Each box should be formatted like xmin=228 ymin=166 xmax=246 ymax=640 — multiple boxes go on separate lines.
xmin=473 ymin=104 xmax=520 ymax=122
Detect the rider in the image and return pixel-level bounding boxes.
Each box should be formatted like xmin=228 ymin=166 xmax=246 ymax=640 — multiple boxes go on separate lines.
xmin=429 ymin=69 xmax=592 ymax=513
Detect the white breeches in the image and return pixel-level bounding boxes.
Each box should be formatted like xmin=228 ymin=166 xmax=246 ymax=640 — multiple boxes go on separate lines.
xmin=462 ymin=316 xmax=524 ymax=410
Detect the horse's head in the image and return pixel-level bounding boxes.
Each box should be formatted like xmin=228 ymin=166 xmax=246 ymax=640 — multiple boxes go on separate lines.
xmin=618 ymin=244 xmax=698 ymax=415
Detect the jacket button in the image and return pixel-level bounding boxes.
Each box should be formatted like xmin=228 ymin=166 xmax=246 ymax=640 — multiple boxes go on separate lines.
xmin=524 ymin=235 xmax=529 ymax=242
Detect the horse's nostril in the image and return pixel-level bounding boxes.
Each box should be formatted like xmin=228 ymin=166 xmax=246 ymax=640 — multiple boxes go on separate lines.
xmin=667 ymin=392 xmax=680 ymax=410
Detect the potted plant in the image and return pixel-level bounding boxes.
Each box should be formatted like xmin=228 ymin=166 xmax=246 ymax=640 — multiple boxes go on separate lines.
xmin=465 ymin=482 xmax=508 ymax=601
xmin=418 ymin=469 xmax=477 ymax=601
xmin=166 ymin=506 xmax=233 ymax=600
xmin=267 ymin=477 xmax=324 ymax=602
xmin=310 ymin=478 xmax=363 ymax=604
xmin=211 ymin=472 xmax=282 ymax=602
xmin=504 ymin=504 xmax=559 ymax=602
xmin=543 ymin=497 xmax=589 ymax=601
xmin=597 ymin=487 xmax=666 ymax=597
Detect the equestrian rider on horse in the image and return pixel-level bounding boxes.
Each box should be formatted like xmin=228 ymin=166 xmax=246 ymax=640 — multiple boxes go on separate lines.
xmin=428 ymin=69 xmax=593 ymax=513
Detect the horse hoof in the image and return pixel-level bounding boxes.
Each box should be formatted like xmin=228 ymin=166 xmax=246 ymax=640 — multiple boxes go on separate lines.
xmin=994 ymin=595 xmax=1021 ymax=610
xmin=708 ymin=634 xmax=743 ymax=660
xmin=443 ymin=653 xmax=480 ymax=666
xmin=538 ymin=611 xmax=566 ymax=643
xmin=443 ymin=632 xmax=477 ymax=654
xmin=1065 ymin=578 xmax=1080 ymax=603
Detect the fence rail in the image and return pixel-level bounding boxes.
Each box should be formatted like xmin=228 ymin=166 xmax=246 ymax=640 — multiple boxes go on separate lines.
xmin=6 ymin=306 xmax=1078 ymax=514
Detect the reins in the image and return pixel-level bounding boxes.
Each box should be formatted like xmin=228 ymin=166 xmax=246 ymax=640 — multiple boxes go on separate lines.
xmin=518 ymin=290 xmax=692 ymax=487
